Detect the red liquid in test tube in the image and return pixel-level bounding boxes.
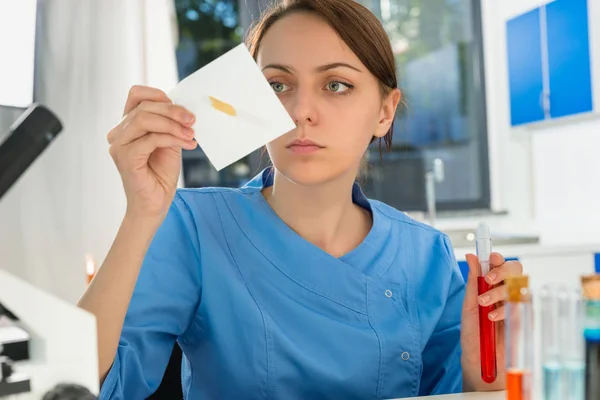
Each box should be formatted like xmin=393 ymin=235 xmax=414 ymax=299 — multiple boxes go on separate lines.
xmin=476 ymin=222 xmax=497 ymax=384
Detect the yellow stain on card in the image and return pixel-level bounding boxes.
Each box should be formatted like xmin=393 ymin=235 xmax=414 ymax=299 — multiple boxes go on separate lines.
xmin=209 ymin=96 xmax=236 ymax=117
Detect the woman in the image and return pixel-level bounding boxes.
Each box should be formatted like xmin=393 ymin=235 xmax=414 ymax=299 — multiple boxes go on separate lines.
xmin=79 ymin=0 xmax=523 ymax=398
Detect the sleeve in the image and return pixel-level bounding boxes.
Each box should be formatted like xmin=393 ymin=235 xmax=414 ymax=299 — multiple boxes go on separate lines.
xmin=418 ymin=234 xmax=465 ymax=396
xmin=99 ymin=193 xmax=202 ymax=400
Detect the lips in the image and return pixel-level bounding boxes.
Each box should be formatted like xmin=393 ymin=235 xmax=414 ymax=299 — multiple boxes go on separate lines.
xmin=286 ymin=139 xmax=324 ymax=154
xmin=286 ymin=139 xmax=323 ymax=148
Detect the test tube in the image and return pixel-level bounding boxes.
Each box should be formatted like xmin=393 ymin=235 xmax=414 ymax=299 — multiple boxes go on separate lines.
xmin=558 ymin=287 xmax=584 ymax=400
xmin=541 ymin=284 xmax=563 ymax=400
xmin=581 ymin=275 xmax=600 ymax=400
xmin=506 ymin=275 xmax=533 ymax=400
xmin=475 ymin=222 xmax=497 ymax=383
xmin=542 ymin=284 xmax=585 ymax=400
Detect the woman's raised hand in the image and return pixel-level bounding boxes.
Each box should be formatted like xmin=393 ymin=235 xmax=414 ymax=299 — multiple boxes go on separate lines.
xmin=107 ymin=85 xmax=197 ymax=221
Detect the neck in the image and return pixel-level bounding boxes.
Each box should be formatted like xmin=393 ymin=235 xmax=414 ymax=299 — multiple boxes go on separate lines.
xmin=263 ymin=168 xmax=372 ymax=257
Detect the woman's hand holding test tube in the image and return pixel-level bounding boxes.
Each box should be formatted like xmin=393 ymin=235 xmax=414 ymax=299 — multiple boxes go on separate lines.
xmin=460 ymin=249 xmax=524 ymax=391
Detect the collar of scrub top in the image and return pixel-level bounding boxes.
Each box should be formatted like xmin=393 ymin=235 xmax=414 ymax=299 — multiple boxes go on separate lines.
xmin=239 ymin=167 xmax=398 ymax=304
xmin=243 ymin=167 xmax=373 ymax=213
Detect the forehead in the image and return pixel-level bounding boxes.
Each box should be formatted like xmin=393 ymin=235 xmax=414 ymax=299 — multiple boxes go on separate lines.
xmin=256 ymin=12 xmax=363 ymax=69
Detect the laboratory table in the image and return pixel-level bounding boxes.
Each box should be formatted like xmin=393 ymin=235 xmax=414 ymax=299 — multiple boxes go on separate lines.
xmin=394 ymin=391 xmax=506 ymax=399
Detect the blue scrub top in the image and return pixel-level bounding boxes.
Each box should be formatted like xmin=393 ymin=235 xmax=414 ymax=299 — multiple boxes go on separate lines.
xmin=100 ymin=169 xmax=465 ymax=399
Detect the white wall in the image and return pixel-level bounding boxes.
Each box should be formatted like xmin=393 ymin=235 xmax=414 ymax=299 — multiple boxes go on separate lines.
xmin=475 ymin=0 xmax=600 ymax=246
xmin=0 ymin=0 xmax=179 ymax=304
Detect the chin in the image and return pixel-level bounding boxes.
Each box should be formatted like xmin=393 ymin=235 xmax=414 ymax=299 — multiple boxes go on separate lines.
xmin=272 ymin=161 xmax=354 ymax=187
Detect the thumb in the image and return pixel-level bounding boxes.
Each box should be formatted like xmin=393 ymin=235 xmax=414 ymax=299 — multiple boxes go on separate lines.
xmin=465 ymin=253 xmax=481 ymax=287
xmin=462 ymin=254 xmax=481 ymax=314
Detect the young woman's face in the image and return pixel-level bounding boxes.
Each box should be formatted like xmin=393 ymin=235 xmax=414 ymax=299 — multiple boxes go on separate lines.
xmin=257 ymin=12 xmax=399 ymax=186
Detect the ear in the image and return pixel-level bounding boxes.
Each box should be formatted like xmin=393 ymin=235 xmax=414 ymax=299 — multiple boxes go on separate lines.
xmin=374 ymin=88 xmax=402 ymax=138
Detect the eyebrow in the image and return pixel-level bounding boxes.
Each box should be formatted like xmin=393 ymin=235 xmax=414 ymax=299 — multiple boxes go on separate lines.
xmin=261 ymin=62 xmax=362 ymax=73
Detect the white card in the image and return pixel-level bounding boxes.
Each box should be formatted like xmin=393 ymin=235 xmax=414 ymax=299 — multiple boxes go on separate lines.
xmin=168 ymin=43 xmax=296 ymax=171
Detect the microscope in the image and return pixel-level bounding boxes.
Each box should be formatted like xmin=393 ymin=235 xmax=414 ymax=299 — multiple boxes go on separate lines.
xmin=0 ymin=103 xmax=61 ymax=397
xmin=0 ymin=302 xmax=31 ymax=396
xmin=0 ymin=104 xmax=99 ymax=398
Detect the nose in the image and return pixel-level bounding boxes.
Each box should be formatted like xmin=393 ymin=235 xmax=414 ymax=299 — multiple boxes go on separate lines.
xmin=288 ymin=87 xmax=318 ymax=126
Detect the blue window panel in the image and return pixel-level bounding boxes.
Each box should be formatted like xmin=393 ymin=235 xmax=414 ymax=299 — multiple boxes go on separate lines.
xmin=546 ymin=0 xmax=593 ymax=118
xmin=457 ymin=257 xmax=520 ymax=283
xmin=594 ymin=253 xmax=600 ymax=274
xmin=506 ymin=8 xmax=545 ymax=126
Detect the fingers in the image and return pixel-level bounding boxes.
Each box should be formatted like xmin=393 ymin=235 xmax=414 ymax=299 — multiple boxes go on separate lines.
xmin=121 ymin=110 xmax=195 ymax=145
xmin=488 ymin=305 xmax=504 ymax=322
xmin=465 ymin=251 xmax=524 ymax=322
xmin=477 ymin=258 xmax=524 ymax=322
xmin=111 ymin=133 xmax=197 ymax=168
xmin=134 ymin=132 xmax=197 ymax=156
xmin=136 ymin=100 xmax=196 ymax=128
xmin=478 ymin=285 xmax=506 ymax=308
xmin=123 ymin=85 xmax=171 ymax=115
xmin=489 ymin=252 xmax=505 ymax=267
xmin=108 ymin=102 xmax=196 ymax=145
xmin=478 ymin=285 xmax=507 ymax=321
xmin=485 ymin=258 xmax=524 ymax=285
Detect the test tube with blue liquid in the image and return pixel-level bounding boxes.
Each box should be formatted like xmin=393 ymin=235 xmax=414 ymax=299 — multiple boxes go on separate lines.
xmin=541 ymin=284 xmax=562 ymax=400
xmin=541 ymin=284 xmax=584 ymax=400
xmin=561 ymin=288 xmax=585 ymax=400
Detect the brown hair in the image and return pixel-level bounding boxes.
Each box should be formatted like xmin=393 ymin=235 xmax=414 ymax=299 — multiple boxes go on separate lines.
xmin=245 ymin=0 xmax=399 ymax=153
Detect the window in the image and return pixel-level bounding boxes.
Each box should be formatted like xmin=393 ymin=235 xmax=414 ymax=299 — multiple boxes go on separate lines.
xmin=359 ymin=0 xmax=490 ymax=211
xmin=175 ymin=0 xmax=491 ymax=212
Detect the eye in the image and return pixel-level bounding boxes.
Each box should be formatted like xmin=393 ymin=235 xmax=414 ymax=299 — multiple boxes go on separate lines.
xmin=270 ymin=82 xmax=290 ymax=93
xmin=326 ymin=81 xmax=352 ymax=93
